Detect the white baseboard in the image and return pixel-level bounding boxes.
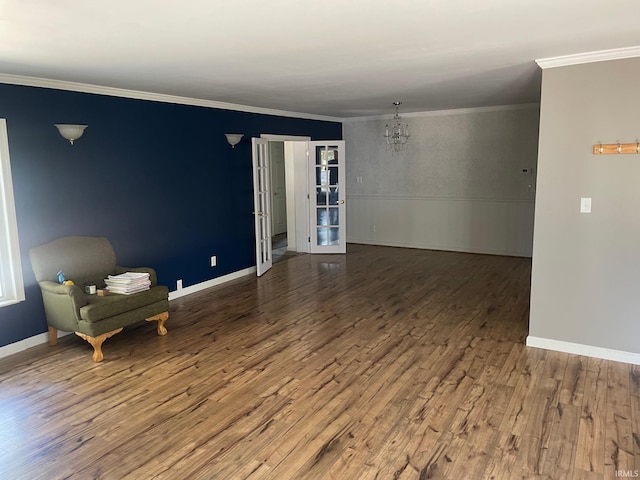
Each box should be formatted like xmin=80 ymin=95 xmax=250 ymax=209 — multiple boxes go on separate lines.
xmin=0 ymin=331 xmax=72 ymax=360
xmin=526 ymin=335 xmax=640 ymax=365
xmin=0 ymin=266 xmax=256 ymax=360
xmin=347 ymin=238 xmax=532 ymax=258
xmin=168 ymin=266 xmax=256 ymax=300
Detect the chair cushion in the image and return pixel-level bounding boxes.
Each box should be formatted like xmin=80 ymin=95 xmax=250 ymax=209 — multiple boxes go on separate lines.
xmin=79 ymin=286 xmax=169 ymax=323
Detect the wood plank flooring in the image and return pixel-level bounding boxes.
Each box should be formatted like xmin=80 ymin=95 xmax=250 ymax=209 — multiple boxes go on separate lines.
xmin=1 ymin=244 xmax=639 ymax=479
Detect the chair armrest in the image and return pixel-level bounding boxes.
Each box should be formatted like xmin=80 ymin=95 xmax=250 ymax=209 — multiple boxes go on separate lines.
xmin=115 ymin=266 xmax=157 ymax=286
xmin=40 ymin=280 xmax=87 ymax=303
xmin=38 ymin=281 xmax=87 ymax=330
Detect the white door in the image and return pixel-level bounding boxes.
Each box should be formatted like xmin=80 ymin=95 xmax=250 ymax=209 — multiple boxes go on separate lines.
xmin=309 ymin=141 xmax=346 ymax=254
xmin=251 ymin=138 xmax=273 ymax=276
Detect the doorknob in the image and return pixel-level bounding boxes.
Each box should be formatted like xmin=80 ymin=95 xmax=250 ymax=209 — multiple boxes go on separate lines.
xmin=339 ymin=200 xmax=345 ymax=204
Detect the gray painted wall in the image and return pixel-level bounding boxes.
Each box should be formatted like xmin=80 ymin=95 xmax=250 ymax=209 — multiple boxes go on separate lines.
xmin=530 ymin=57 xmax=640 ymax=354
xmin=343 ymin=106 xmax=540 ymax=256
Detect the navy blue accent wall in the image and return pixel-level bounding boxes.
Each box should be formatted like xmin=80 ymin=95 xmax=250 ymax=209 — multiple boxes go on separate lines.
xmin=0 ymin=83 xmax=342 ymax=348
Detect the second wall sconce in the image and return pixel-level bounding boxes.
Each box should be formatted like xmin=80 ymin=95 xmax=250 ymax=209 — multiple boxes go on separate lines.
xmin=224 ymin=133 xmax=244 ymax=148
xmin=55 ymin=124 xmax=88 ymax=145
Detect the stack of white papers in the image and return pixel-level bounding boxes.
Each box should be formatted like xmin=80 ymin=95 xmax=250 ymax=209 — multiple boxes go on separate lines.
xmin=104 ymin=272 xmax=151 ymax=295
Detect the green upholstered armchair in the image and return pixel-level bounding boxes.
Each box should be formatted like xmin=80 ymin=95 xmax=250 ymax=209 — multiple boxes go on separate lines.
xmin=29 ymin=236 xmax=169 ymax=362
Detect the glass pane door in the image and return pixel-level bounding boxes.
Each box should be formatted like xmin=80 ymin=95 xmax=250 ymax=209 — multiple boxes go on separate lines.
xmin=309 ymin=141 xmax=346 ymax=254
xmin=251 ymin=138 xmax=273 ymax=276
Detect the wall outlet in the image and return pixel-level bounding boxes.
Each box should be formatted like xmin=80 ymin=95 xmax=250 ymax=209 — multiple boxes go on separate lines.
xmin=356 ymin=176 xmax=363 ymax=183
xmin=210 ymin=255 xmax=217 ymax=267
xmin=176 ymin=279 xmax=183 ymax=290
xmin=370 ymin=224 xmax=376 ymax=232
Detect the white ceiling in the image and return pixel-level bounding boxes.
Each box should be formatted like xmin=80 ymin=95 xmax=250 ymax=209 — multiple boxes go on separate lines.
xmin=1 ymin=0 xmax=639 ymax=119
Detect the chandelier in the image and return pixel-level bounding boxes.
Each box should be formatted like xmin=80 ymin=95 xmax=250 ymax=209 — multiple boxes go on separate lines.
xmin=384 ymin=101 xmax=410 ymax=153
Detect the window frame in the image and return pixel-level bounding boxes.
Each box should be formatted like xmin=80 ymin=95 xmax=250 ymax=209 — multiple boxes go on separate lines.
xmin=0 ymin=118 xmax=25 ymax=307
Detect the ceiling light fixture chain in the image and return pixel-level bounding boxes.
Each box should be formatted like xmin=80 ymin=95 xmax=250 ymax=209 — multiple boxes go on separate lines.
xmin=384 ymin=101 xmax=410 ymax=153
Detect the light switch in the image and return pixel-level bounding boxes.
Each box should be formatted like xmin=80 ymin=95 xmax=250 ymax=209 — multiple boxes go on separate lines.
xmin=580 ymin=197 xmax=592 ymax=213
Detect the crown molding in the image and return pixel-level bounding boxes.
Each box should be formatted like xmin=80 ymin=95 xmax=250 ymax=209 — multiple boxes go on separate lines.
xmin=536 ymin=45 xmax=640 ymax=69
xmin=0 ymin=73 xmax=343 ymax=123
xmin=343 ymin=103 xmax=540 ymax=122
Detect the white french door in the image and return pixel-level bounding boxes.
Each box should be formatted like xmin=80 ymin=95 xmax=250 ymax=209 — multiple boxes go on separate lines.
xmin=251 ymin=138 xmax=273 ymax=276
xmin=309 ymin=141 xmax=346 ymax=254
xmin=252 ymin=138 xmax=346 ymax=276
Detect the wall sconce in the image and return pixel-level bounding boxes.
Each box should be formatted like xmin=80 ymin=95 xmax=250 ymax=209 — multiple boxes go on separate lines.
xmin=224 ymin=133 xmax=243 ymax=148
xmin=54 ymin=124 xmax=88 ymax=145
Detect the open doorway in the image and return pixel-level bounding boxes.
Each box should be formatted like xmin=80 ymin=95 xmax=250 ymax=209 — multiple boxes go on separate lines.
xmin=260 ymin=134 xmax=312 ymax=264
xmin=268 ymin=141 xmax=289 ymax=263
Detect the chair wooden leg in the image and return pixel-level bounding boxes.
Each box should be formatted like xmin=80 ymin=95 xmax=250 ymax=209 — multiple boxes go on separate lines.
xmin=48 ymin=326 xmax=58 ymax=346
xmin=146 ymin=311 xmax=169 ymax=336
xmin=75 ymin=328 xmax=123 ymax=362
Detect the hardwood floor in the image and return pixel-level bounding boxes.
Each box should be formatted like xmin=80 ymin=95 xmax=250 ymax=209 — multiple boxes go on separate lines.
xmin=0 ymin=244 xmax=638 ymax=479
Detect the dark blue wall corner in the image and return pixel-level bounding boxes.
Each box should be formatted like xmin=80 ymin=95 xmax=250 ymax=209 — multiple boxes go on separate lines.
xmin=0 ymin=83 xmax=342 ymax=348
